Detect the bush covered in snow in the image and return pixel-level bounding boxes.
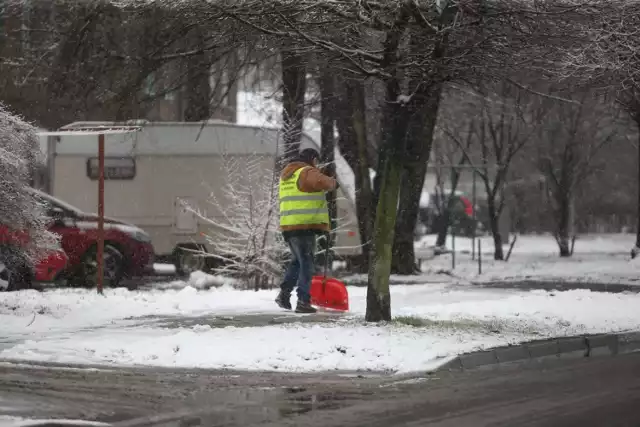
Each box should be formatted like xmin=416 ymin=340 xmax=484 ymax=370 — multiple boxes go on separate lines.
xmin=0 ymin=105 xmax=58 ymax=259
xmin=184 ymin=153 xmax=287 ymax=289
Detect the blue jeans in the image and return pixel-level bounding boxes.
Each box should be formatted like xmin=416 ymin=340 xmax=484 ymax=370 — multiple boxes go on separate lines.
xmin=280 ymin=235 xmax=316 ymax=304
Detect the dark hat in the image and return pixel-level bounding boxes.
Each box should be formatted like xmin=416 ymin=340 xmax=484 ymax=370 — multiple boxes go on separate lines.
xmin=298 ymin=148 xmax=320 ymax=165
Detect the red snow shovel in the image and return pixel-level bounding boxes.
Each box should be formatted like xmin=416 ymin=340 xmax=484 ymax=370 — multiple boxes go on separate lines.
xmin=310 ymin=238 xmax=349 ymax=312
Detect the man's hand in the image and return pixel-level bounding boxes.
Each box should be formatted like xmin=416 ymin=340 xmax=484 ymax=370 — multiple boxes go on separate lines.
xmin=318 ymin=165 xmax=339 ymax=191
xmin=320 ymin=165 xmax=334 ymax=176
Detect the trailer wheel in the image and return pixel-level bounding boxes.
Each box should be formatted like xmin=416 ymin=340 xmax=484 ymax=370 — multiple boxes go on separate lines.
xmin=173 ymin=244 xmax=206 ymax=278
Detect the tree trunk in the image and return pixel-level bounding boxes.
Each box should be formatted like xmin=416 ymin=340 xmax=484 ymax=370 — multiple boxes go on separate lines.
xmin=319 ymin=71 xmax=337 ymax=267
xmin=366 ymin=150 xmax=403 ymax=321
xmin=184 ymin=28 xmax=211 ymax=121
xmin=487 ymin=198 xmax=504 ymax=260
xmin=281 ymin=48 xmax=307 ymax=162
xmin=391 ymin=85 xmax=442 ymax=274
xmin=635 ymin=123 xmax=640 ymax=257
xmin=365 ymin=79 xmax=410 ymax=322
xmin=365 ymin=4 xmax=411 ymax=322
xmin=435 ymin=169 xmax=461 ymax=247
xmin=349 ymin=80 xmax=374 ymax=263
xmin=556 ymin=194 xmax=574 ymax=257
xmin=554 ymin=170 xmax=575 ymax=257
xmin=335 ymin=79 xmax=373 ymax=269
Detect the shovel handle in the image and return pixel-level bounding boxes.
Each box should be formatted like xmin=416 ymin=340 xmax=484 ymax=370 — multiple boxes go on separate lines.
xmin=322 ymin=232 xmax=331 ymax=296
xmin=323 ymin=232 xmax=330 ymax=278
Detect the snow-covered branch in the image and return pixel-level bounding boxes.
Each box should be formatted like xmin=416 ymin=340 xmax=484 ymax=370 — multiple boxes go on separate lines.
xmin=0 ymin=104 xmax=59 ymax=259
xmin=181 ymin=153 xmax=285 ymax=289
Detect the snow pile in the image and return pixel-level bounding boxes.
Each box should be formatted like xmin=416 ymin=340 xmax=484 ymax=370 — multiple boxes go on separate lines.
xmin=2 ymin=282 xmax=640 ymax=373
xmin=2 ymin=321 xmax=524 ymax=373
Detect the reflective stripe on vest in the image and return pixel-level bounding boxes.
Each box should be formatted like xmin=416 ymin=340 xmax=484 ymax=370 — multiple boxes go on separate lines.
xmin=279 ymin=167 xmax=329 ymax=226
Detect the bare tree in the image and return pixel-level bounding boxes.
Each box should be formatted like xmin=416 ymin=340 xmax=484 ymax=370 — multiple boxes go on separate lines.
xmin=207 ymin=0 xmax=587 ymax=319
xmin=557 ymin=0 xmax=640 ymax=254
xmin=4 ymin=0 xmax=596 ymax=321
xmin=433 ymin=118 xmax=474 ymax=249
xmin=452 ymin=82 xmax=542 ymax=260
xmin=0 ymin=1 xmax=254 ymax=128
xmin=334 ymin=77 xmax=375 ymax=271
xmin=318 ymin=68 xmax=338 ymax=266
xmin=281 ymin=46 xmax=308 ymax=162
xmin=536 ymin=91 xmax=621 ymax=256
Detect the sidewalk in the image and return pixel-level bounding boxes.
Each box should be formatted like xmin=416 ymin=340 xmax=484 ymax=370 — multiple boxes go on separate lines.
xmin=139 ymin=311 xmax=345 ymax=329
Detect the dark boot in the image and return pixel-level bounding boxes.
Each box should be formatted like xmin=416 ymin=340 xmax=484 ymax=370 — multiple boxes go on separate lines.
xmin=295 ymin=301 xmax=317 ymax=314
xmin=275 ymin=291 xmax=292 ymax=310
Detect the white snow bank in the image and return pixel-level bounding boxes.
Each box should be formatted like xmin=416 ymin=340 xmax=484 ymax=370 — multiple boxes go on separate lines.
xmin=1 ymin=322 xmax=528 ymax=373
xmin=3 ymin=282 xmax=640 ymax=373
xmin=151 ymin=271 xmax=240 ymax=290
xmin=0 ymin=418 xmax=109 ymax=427
xmin=430 ymin=253 xmax=640 ymax=285
xmin=0 ymin=417 xmax=24 ymax=427
xmin=416 ymin=233 xmax=633 ymax=256
xmin=399 ymin=234 xmax=640 ymax=287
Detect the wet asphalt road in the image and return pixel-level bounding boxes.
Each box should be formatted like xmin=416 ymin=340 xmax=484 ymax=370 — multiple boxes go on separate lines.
xmin=2 ymin=352 xmax=640 ymax=426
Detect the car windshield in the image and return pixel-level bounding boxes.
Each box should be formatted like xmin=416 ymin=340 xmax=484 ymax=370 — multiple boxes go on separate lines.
xmin=27 ymin=187 xmax=85 ymax=216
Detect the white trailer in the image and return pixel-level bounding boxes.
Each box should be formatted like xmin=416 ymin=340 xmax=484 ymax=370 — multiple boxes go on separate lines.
xmin=48 ymin=121 xmax=362 ymax=272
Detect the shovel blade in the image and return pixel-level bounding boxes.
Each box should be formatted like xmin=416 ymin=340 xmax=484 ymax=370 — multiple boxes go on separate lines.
xmin=310 ymin=276 xmax=349 ymax=312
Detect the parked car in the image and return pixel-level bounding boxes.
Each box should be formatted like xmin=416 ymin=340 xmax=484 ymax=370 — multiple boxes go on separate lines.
xmin=28 ymin=188 xmax=155 ymax=288
xmin=0 ymin=225 xmax=68 ymax=291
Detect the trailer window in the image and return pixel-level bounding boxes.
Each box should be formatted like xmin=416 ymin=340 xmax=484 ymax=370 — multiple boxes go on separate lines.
xmin=87 ymin=157 xmax=136 ymax=180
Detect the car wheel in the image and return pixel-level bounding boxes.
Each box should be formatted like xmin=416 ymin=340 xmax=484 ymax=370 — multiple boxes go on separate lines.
xmin=79 ymin=245 xmax=124 ymax=289
xmin=0 ymin=261 xmax=10 ymax=291
xmin=173 ymin=244 xmax=206 ymax=277
xmin=0 ymin=246 xmax=33 ymax=291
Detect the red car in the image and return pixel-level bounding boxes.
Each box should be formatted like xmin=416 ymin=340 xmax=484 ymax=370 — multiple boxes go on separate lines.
xmin=35 ymin=249 xmax=69 ymax=282
xmin=29 ymin=188 xmax=155 ymax=288
xmin=0 ymin=226 xmax=68 ymax=291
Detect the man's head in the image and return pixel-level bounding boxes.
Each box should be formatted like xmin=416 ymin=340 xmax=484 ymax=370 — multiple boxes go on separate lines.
xmin=297 ymin=148 xmax=320 ymax=167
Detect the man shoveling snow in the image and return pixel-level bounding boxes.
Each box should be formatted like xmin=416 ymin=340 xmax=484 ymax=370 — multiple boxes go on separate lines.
xmin=276 ymin=148 xmax=338 ymax=313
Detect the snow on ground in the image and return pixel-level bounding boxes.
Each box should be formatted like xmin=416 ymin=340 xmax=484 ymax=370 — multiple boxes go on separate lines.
xmin=2 ymin=271 xmax=640 ymax=373
xmin=0 ymin=417 xmax=109 ymax=427
xmin=416 ymin=233 xmax=632 ymax=256
xmin=0 ymin=279 xmax=275 ymax=339
xmin=406 ymin=233 xmax=640 ymax=286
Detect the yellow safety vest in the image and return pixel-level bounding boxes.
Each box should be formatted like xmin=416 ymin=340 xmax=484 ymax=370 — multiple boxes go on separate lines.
xmin=279 ymin=167 xmax=330 ymax=227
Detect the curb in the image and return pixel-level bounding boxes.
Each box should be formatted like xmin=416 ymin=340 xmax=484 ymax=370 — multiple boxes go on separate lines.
xmin=436 ymin=331 xmax=640 ymax=372
xmin=475 ymin=280 xmax=640 ymax=294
